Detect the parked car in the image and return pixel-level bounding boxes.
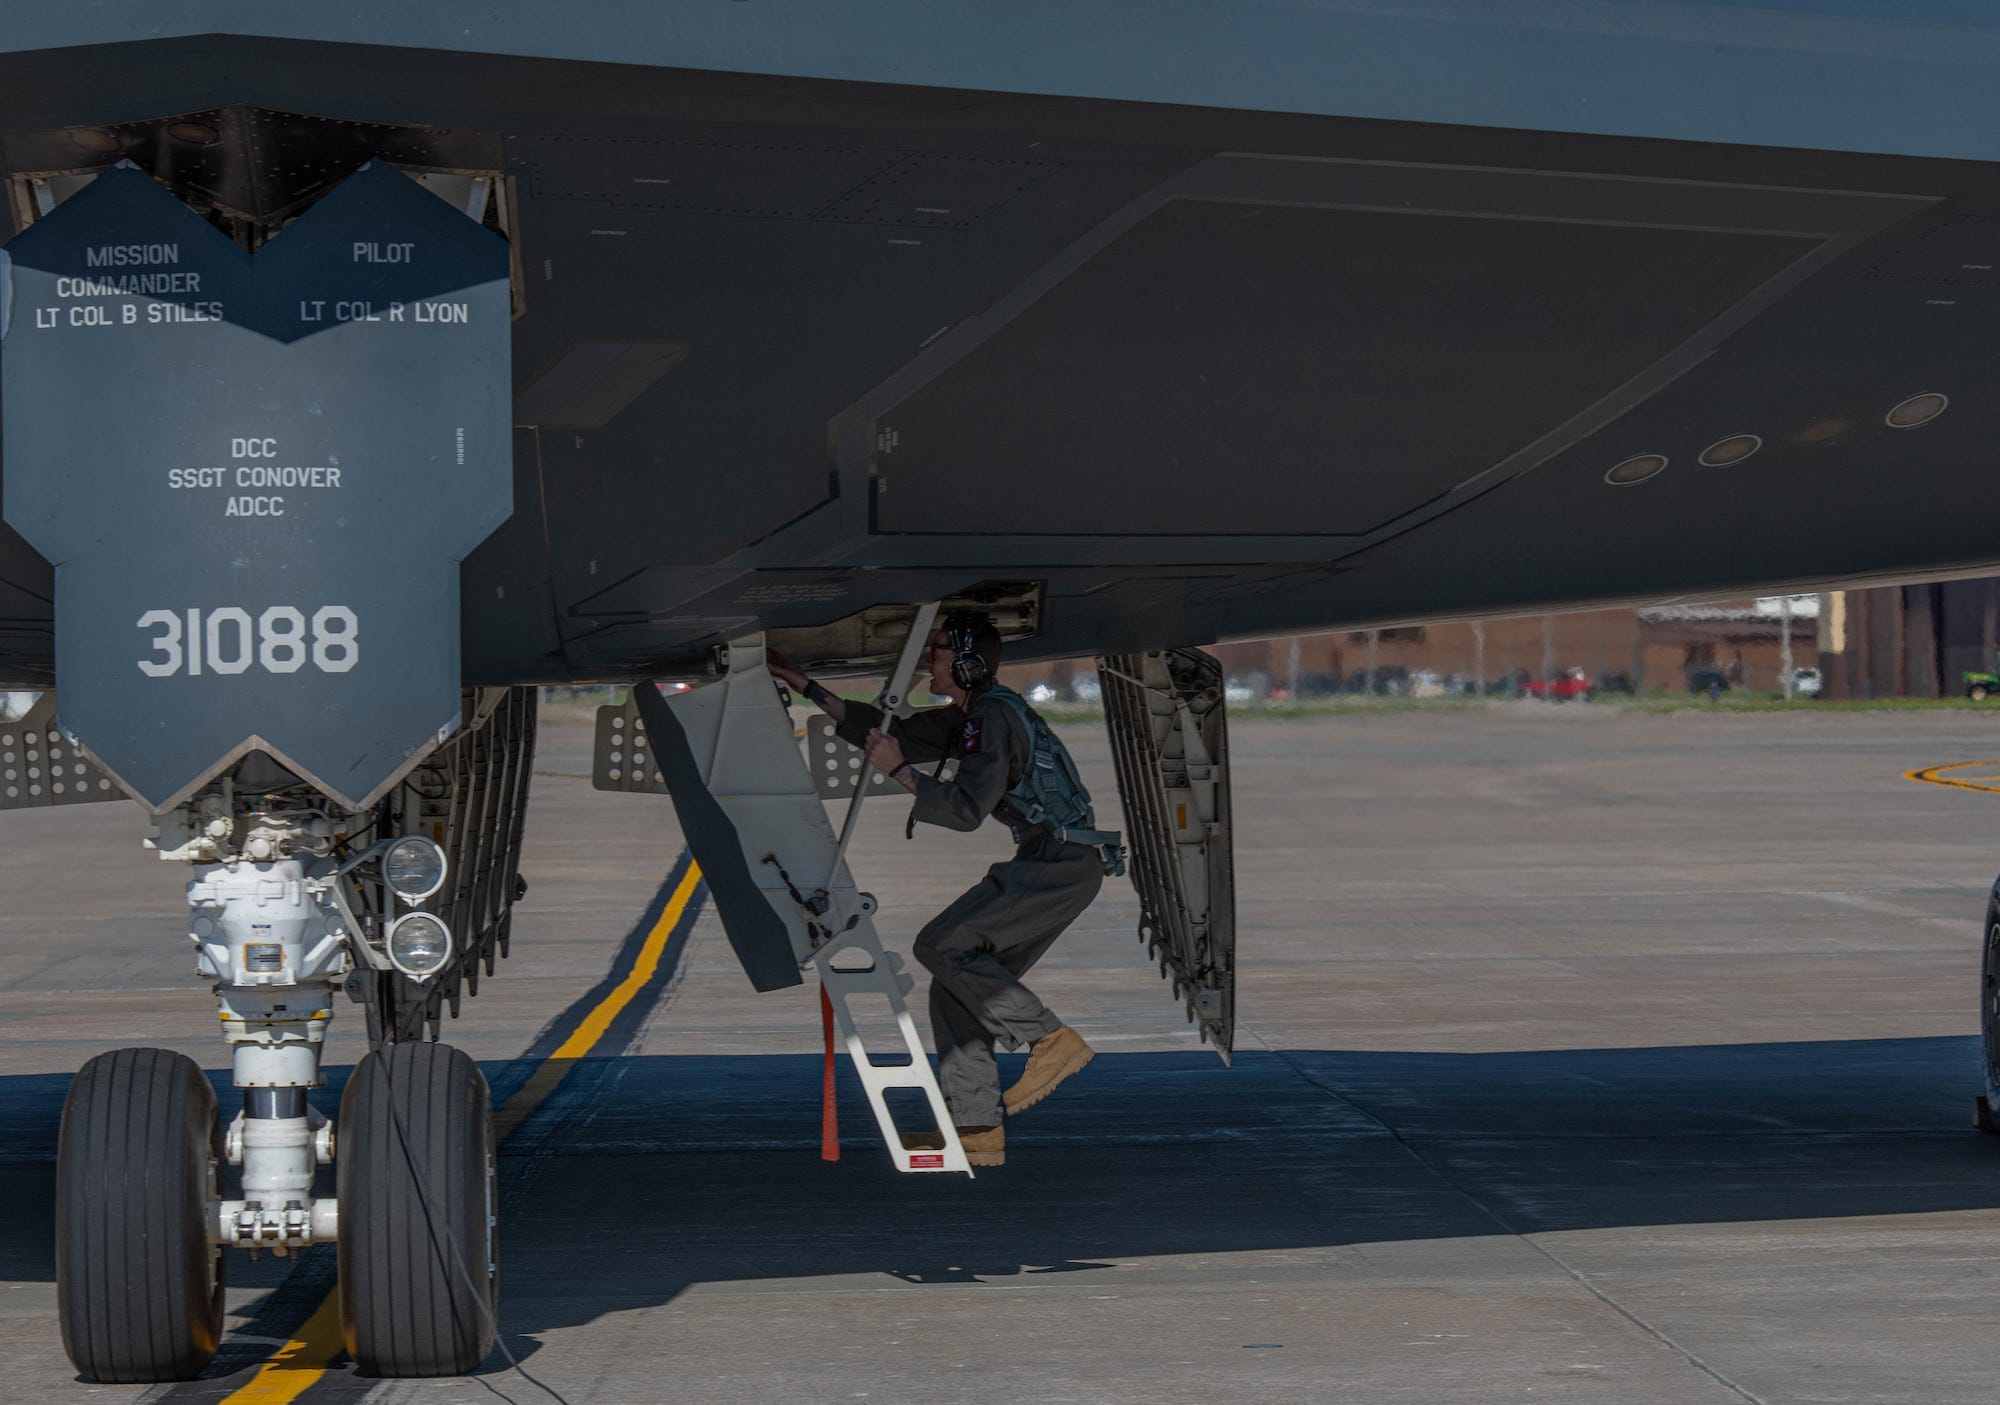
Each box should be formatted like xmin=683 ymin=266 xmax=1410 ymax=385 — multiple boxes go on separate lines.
xmin=1069 ymin=675 xmax=1102 ymax=704
xmin=1790 ymin=668 xmax=1822 ymax=698
xmin=1494 ymin=667 xmax=1535 ymax=698
xmin=1688 ymin=667 xmax=1730 ymax=697
xmin=1025 ymin=682 xmax=1059 ymax=705
xmin=1345 ymin=665 xmax=1410 ymax=696
xmin=1594 ymin=671 xmax=1635 ymax=696
xmin=1524 ymin=667 xmax=1592 ymax=701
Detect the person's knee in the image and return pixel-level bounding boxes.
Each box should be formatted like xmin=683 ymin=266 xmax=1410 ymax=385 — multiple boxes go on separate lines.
xmin=912 ymin=924 xmax=958 ymax=975
xmin=914 ymin=917 xmax=986 ymax=974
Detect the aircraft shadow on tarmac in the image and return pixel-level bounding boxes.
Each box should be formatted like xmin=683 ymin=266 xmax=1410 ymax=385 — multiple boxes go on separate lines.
xmin=0 ymin=1036 xmax=1993 ymax=1370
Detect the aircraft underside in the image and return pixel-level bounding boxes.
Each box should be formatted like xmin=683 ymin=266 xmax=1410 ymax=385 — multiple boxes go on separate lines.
xmin=0 ymin=36 xmax=1998 ymax=691
xmin=5 ymin=14 xmax=2000 ymax=1385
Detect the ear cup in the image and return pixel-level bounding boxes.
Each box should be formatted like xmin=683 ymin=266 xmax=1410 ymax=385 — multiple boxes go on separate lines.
xmin=950 ymin=641 xmax=986 ymax=689
xmin=946 ymin=617 xmax=988 ymax=690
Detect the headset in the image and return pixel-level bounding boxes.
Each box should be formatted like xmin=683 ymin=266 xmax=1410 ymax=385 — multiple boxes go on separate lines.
xmin=943 ymin=610 xmax=994 ymax=691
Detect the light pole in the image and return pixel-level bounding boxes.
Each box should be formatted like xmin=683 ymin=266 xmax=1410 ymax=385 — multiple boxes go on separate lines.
xmin=1779 ymin=594 xmax=1794 ymax=699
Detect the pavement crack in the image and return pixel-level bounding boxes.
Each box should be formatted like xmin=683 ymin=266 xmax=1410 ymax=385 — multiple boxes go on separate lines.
xmin=1266 ymin=1046 xmax=1769 ymax=1405
xmin=1503 ymin=1232 xmax=1769 ymax=1405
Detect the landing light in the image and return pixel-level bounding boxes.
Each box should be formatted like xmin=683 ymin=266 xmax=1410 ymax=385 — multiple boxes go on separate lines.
xmin=386 ymin=912 xmax=453 ymax=980
xmin=1698 ymin=434 xmax=1761 ymax=468
xmin=383 ymin=836 xmax=447 ymax=902
xmin=1604 ymin=454 xmax=1667 ymax=486
xmin=1886 ymin=393 xmax=1948 ymax=429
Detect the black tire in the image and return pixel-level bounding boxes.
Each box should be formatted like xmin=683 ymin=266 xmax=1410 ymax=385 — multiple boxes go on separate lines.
xmin=1982 ymin=890 xmax=2000 ymax=1134
xmin=337 ymin=1042 xmax=496 ymax=1376
xmin=56 ymin=1047 xmax=224 ymax=1382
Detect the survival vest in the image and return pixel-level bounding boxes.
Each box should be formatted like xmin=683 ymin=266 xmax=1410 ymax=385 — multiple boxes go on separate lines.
xmin=977 ymin=685 xmax=1125 ymax=874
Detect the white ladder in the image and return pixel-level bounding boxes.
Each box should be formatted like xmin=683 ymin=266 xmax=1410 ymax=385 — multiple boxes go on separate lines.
xmin=811 ymin=926 xmax=969 ymax=1174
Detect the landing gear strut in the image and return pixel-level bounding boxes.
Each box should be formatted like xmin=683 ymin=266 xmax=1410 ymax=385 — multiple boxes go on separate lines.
xmin=53 ymin=687 xmax=535 ymax=1382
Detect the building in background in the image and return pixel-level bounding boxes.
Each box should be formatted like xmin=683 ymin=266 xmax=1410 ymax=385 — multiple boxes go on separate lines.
xmin=1005 ymin=581 xmax=2000 ymax=703
xmin=1817 ymin=581 xmax=2000 ymax=699
xmin=1002 ymin=596 xmax=1825 ymax=700
xmin=1207 ymin=598 xmax=1817 ymax=697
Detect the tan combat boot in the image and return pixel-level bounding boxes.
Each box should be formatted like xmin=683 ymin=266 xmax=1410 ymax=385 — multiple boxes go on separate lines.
xmin=903 ymin=1125 xmax=1004 ymax=1167
xmin=1003 ymin=1025 xmax=1094 ymax=1116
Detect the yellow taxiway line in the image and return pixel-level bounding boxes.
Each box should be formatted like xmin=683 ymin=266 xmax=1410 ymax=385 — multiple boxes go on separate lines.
xmin=1904 ymin=760 xmax=2000 ymax=795
xmin=220 ymin=860 xmax=704 ymax=1405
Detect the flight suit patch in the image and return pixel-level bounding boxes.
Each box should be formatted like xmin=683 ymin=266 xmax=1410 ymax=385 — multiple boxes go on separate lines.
xmin=959 ymin=716 xmax=984 ymax=754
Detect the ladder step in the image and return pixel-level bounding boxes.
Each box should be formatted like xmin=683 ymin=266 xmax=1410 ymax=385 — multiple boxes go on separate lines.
xmin=815 ymin=936 xmax=973 ymax=1176
xmin=841 ymin=1068 xmax=941 ymax=1089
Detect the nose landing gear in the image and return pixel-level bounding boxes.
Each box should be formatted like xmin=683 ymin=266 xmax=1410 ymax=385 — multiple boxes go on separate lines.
xmin=53 ymin=688 xmax=535 ymax=1382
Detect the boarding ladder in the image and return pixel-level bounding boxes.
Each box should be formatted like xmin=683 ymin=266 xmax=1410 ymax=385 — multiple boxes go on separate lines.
xmin=608 ymin=612 xmax=969 ymax=1174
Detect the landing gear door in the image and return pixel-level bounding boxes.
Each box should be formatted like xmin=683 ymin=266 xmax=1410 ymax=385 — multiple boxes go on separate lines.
xmin=1097 ymin=649 xmax=1235 ymax=1063
xmin=1 ymin=161 xmax=512 ymax=811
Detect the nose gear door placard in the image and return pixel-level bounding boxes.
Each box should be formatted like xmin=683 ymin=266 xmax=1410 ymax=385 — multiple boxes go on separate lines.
xmin=1 ymin=161 xmax=511 ymax=809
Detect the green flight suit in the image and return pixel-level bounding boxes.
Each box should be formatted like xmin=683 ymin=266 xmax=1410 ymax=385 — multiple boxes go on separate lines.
xmin=837 ymin=686 xmax=1103 ymax=1126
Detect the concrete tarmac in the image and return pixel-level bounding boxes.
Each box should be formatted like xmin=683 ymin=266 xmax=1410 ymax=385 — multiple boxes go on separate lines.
xmin=3 ymin=703 xmax=2000 ymax=1402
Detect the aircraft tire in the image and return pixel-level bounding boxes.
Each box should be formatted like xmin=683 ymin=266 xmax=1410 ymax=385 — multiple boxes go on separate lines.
xmin=1982 ymin=892 xmax=2000 ymax=1135
xmin=338 ymin=1041 xmax=497 ymax=1376
xmin=56 ymin=1047 xmax=224 ymax=1382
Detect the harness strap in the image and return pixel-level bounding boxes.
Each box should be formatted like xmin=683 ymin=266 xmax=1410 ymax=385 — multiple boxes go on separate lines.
xmin=1057 ymin=827 xmax=1123 ymax=847
xmin=955 ymin=685 xmax=1128 ymax=875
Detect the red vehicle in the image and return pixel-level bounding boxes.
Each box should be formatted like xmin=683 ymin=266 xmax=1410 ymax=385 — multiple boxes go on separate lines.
xmin=1523 ymin=667 xmax=1593 ymax=701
